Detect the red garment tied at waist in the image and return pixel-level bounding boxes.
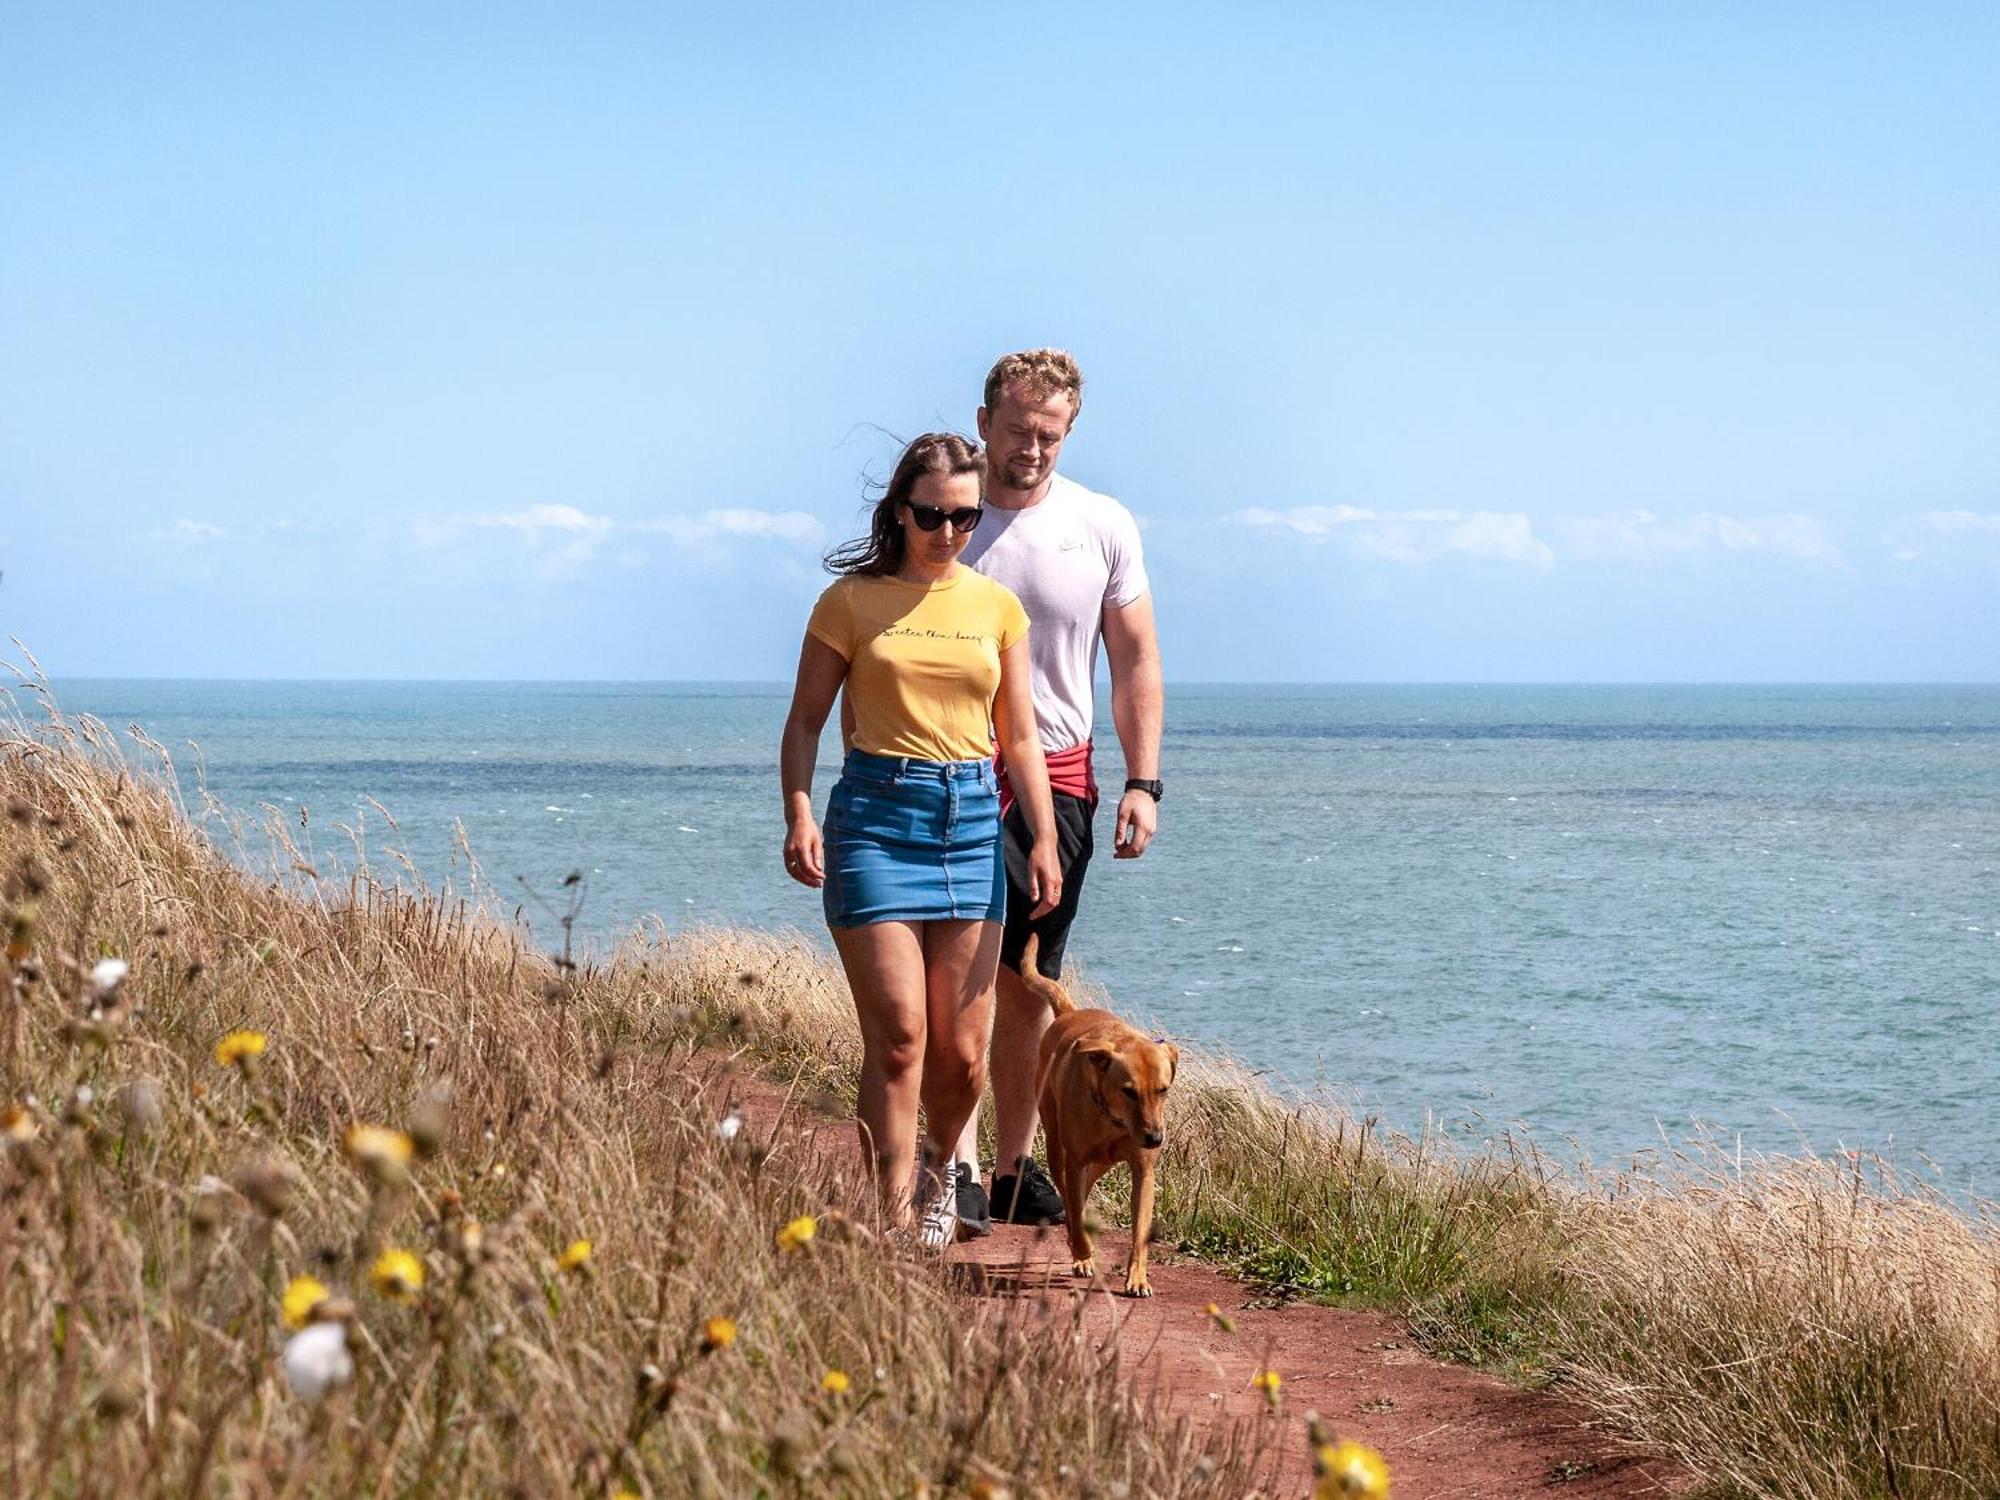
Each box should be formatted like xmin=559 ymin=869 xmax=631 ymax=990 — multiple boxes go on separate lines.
xmin=998 ymin=740 xmax=1098 ymax=820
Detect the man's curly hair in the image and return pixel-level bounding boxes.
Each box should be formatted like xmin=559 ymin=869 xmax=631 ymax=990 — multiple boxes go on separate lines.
xmin=982 ymin=348 xmax=1084 ymax=422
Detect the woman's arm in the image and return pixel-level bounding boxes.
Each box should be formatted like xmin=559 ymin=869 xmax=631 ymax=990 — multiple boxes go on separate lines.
xmin=780 ymin=634 xmax=849 ymax=887
xmin=993 ymin=638 xmax=1062 ymax=919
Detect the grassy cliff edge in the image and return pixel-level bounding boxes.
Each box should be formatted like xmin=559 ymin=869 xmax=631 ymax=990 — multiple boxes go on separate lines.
xmin=4 ymin=688 xmax=1996 ymax=1497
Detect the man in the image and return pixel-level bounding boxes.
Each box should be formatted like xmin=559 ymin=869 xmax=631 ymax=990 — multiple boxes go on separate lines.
xmin=951 ymin=348 xmax=1164 ymax=1232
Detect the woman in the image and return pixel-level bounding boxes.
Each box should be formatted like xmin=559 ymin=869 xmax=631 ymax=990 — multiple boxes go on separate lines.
xmin=780 ymin=433 xmax=1061 ymax=1248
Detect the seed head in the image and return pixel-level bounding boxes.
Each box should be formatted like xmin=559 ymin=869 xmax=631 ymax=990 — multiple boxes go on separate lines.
xmin=282 ymin=1321 xmax=353 ymax=1403
xmin=117 ymin=1078 xmax=164 ymax=1134
xmin=409 ymin=1081 xmax=451 ymax=1158
xmin=766 ymin=1415 xmax=811 ymax=1479
xmin=86 ymin=957 xmax=129 ymax=1001
xmin=236 ymin=1157 xmax=294 ymax=1217
xmin=636 ymin=1361 xmax=679 ymax=1410
xmin=93 ymin=1370 xmax=141 ymax=1422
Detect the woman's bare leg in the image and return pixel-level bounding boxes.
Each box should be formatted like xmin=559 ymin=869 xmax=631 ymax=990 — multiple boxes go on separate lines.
xmin=919 ymin=919 xmax=1001 ymax=1173
xmin=831 ymin=920 xmax=928 ymax=1219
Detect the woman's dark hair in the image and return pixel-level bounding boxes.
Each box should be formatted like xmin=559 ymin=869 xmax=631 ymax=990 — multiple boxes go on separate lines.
xmin=824 ymin=432 xmax=985 ymax=576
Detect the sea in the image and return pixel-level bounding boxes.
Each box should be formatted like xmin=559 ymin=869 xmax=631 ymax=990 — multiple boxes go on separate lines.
xmin=31 ymin=680 xmax=2000 ymax=1192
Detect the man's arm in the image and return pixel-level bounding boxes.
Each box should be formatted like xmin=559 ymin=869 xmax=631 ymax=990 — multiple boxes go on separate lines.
xmin=1102 ymin=593 xmax=1163 ymax=858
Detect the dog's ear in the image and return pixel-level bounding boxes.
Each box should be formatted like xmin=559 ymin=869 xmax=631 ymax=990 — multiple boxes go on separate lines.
xmin=1080 ymin=1041 xmax=1117 ymax=1073
xmin=1163 ymin=1042 xmax=1180 ymax=1086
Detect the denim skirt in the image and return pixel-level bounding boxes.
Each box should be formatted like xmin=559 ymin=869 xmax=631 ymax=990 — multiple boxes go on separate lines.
xmin=822 ymin=749 xmax=1006 ymax=928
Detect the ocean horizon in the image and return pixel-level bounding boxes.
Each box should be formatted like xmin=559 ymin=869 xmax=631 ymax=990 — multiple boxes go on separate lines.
xmin=22 ymin=677 xmax=2000 ymax=1193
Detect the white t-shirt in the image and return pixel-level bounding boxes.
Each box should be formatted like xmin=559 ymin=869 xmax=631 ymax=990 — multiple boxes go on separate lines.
xmin=960 ymin=473 xmax=1150 ymax=753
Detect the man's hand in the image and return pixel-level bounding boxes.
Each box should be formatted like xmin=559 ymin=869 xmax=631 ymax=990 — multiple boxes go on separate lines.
xmin=1113 ymin=789 xmax=1157 ymax=859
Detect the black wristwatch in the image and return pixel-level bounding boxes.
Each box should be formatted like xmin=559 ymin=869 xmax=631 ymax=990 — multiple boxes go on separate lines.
xmin=1124 ymin=778 xmax=1164 ymax=804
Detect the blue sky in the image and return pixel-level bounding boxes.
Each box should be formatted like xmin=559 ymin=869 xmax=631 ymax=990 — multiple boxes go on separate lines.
xmin=3 ymin=3 xmax=1995 ymax=681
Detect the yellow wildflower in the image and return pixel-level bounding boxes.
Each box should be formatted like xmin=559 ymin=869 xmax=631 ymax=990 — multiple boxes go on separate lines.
xmin=699 ymin=1315 xmax=737 ymax=1353
xmin=1314 ymin=1439 xmax=1390 ymax=1499
xmin=369 ymin=1248 xmax=425 ymax=1302
xmin=775 ymin=1214 xmax=817 ymax=1252
xmin=214 ymin=1030 xmax=267 ymax=1068
xmin=0 ymin=1103 xmax=36 ymax=1145
xmin=1204 ymin=1301 xmax=1237 ymax=1333
xmin=343 ymin=1123 xmax=415 ymax=1187
xmin=820 ymin=1368 xmax=850 ymax=1395
xmin=6 ymin=903 xmax=36 ymax=963
xmin=1251 ymin=1368 xmax=1282 ymax=1404
xmin=281 ymin=1275 xmax=331 ymax=1331
xmin=557 ymin=1238 xmax=593 ymax=1273
xmin=342 ymin=1123 xmax=414 ymax=1169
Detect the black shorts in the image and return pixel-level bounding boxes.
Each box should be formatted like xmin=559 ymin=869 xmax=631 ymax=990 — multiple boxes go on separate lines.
xmin=999 ymin=790 xmax=1095 ymax=979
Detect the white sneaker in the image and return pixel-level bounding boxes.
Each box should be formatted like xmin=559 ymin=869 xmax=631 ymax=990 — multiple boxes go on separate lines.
xmin=915 ymin=1158 xmax=959 ymax=1251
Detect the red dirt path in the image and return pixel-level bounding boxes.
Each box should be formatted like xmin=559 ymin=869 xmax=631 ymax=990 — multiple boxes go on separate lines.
xmin=716 ymin=1065 xmax=1688 ymax=1499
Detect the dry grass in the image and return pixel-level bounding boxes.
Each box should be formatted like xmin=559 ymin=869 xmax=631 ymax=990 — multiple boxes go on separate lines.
xmin=8 ymin=674 xmax=1998 ymax=1498
xmin=640 ymin=818 xmax=2000 ymax=1497
xmin=0 ymin=684 xmax=1274 ymax=1498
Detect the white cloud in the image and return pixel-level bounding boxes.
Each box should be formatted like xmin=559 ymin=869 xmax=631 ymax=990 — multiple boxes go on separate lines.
xmin=403 ymin=503 xmax=615 ymax=579
xmin=403 ymin=504 xmax=823 ymax=579
xmin=1887 ymin=510 xmax=2000 ymax=572
xmin=469 ymin=503 xmax=611 ymax=537
xmin=1554 ymin=510 xmax=1843 ymax=566
xmin=409 ymin=503 xmax=610 ymax=560
xmin=633 ymin=509 xmax=825 ymax=546
xmin=1923 ymin=511 xmax=2000 ymax=535
xmin=146 ymin=518 xmax=227 ymax=543
xmin=1226 ymin=505 xmax=1554 ymax=569
xmin=1225 ymin=504 xmax=1858 ymax=571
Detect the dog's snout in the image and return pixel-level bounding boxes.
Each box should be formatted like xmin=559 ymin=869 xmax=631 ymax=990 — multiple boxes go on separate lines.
xmin=1141 ymin=1128 xmax=1164 ymax=1150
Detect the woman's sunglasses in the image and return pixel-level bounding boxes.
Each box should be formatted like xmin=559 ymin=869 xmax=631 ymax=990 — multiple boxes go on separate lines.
xmin=906 ymin=503 xmax=983 ymax=533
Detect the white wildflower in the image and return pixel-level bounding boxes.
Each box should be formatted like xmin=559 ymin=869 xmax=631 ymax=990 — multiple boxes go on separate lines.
xmin=282 ymin=1321 xmax=353 ymax=1403
xmin=714 ymin=1110 xmax=744 ymax=1141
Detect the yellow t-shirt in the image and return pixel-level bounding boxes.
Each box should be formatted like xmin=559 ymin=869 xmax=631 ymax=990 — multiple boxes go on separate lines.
xmin=806 ymin=570 xmax=1031 ymax=763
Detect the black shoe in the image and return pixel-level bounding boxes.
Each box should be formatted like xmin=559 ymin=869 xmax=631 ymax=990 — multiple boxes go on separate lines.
xmin=954 ymin=1168 xmax=993 ymax=1239
xmin=989 ymin=1156 xmax=1066 ymax=1226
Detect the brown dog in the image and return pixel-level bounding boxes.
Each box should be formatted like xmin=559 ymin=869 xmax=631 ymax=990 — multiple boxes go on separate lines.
xmin=1018 ymin=936 xmax=1179 ymax=1298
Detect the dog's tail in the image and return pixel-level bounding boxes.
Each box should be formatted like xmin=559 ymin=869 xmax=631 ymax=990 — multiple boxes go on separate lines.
xmin=1017 ymin=934 xmax=1076 ymax=1018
